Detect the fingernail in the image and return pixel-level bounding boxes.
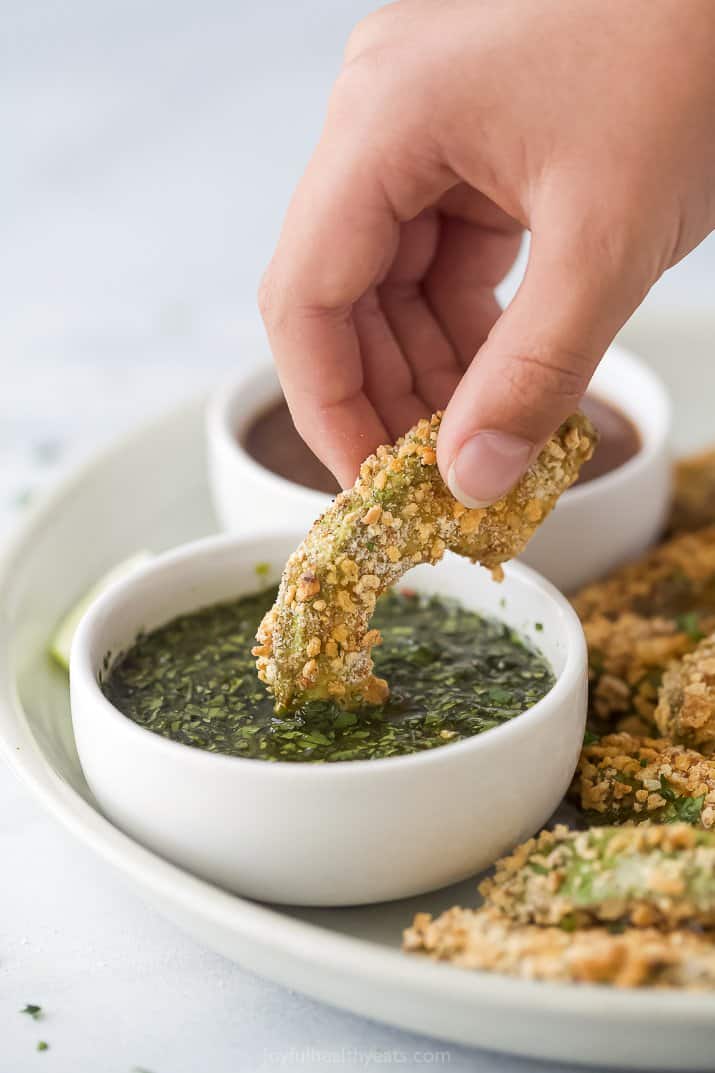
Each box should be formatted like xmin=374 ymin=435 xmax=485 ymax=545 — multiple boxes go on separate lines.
xmin=447 ymin=431 xmax=534 ymax=508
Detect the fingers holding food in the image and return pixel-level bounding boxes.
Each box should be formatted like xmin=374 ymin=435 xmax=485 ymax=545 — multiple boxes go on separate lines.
xmin=256 ymin=411 xmax=595 ymax=711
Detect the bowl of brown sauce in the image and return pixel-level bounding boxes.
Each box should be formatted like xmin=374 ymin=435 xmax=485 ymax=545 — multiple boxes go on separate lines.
xmin=207 ymin=344 xmax=671 ymax=592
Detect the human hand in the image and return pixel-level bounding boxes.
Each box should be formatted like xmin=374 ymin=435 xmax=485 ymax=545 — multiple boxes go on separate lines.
xmin=259 ymin=0 xmax=715 ymax=505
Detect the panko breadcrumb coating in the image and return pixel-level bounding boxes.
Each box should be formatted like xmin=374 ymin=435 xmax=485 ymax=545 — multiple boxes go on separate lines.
xmin=656 ymin=633 xmax=715 ymax=755
xmin=668 ymin=447 xmax=715 ymax=536
xmin=585 ymin=613 xmax=702 ymax=728
xmin=573 ymin=732 xmax=715 ymax=829
xmin=403 ymin=905 xmax=715 ymax=988
xmin=479 ymin=823 xmax=715 ymax=929
xmin=572 ymin=526 xmax=715 ymax=623
xmin=255 ymin=411 xmax=595 ymax=710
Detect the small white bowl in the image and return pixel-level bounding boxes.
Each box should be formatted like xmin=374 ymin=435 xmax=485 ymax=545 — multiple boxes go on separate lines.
xmin=207 ymin=344 xmax=672 ymax=592
xmin=70 ymin=532 xmax=587 ymax=907
xmin=521 ymin=344 xmax=672 ymax=591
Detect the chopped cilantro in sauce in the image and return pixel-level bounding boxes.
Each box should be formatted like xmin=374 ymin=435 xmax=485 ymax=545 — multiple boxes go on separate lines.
xmin=102 ymin=587 xmax=554 ymax=763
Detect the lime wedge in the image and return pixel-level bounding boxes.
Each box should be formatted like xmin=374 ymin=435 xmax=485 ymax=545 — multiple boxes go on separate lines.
xmin=50 ymin=551 xmax=153 ymax=670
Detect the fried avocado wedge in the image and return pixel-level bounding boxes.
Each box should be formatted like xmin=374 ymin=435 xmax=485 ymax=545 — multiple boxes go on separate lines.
xmin=573 ymin=732 xmax=715 ymax=829
xmin=479 ymin=823 xmax=715 ymax=929
xmin=254 ymin=411 xmax=595 ymax=711
xmin=668 ymin=446 xmax=715 ymax=536
xmin=403 ymin=905 xmax=715 ymax=989
xmin=585 ymin=613 xmax=705 ymax=729
xmin=572 ymin=526 xmax=715 ymax=623
xmin=656 ymin=632 xmax=715 ymax=754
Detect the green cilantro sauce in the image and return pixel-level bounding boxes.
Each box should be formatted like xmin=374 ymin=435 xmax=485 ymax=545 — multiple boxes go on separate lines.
xmin=102 ymin=587 xmax=554 ymax=763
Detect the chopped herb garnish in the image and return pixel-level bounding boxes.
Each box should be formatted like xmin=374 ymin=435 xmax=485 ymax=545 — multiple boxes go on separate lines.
xmin=102 ymin=587 xmax=554 ymax=763
xmin=21 ymin=1005 xmax=42 ymax=1020
xmin=534 ymin=622 xmax=543 ymax=632
xmin=12 ymin=487 xmax=34 ymax=509
xmin=583 ymin=729 xmax=600 ymax=746
xmin=659 ymin=775 xmax=705 ymax=824
xmin=659 ymin=776 xmax=678 ymax=802
xmin=37 ymin=1041 xmax=49 ymax=1052
xmin=254 ymin=562 xmax=270 ymax=578
xmin=675 ymin=611 xmax=705 ymax=643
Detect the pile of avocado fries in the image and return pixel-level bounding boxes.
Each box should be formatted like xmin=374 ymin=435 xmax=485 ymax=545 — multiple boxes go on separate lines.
xmin=404 ymin=448 xmax=715 ymax=989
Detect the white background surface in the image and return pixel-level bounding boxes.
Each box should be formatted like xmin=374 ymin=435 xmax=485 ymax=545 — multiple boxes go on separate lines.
xmin=2 ymin=2 xmax=713 ymax=1070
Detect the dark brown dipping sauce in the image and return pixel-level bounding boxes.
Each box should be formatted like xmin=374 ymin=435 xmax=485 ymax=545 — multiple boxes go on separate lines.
xmin=243 ymin=394 xmax=640 ymax=494
xmin=242 ymin=401 xmax=340 ymax=494
xmin=576 ymin=395 xmax=641 ymax=486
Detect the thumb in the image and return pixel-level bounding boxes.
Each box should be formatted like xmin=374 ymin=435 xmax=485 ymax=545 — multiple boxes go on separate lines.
xmin=437 ymin=233 xmax=647 ymax=506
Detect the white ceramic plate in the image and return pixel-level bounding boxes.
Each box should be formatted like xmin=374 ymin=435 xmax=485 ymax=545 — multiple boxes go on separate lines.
xmin=1 ymin=397 xmax=713 ymax=1071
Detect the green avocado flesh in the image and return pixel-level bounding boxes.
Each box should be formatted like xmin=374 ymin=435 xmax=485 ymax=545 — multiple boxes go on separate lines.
xmin=101 ymin=586 xmax=554 ymax=763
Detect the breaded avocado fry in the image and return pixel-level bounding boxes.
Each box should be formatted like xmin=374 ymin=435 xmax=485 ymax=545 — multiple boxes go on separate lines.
xmin=669 ymin=447 xmax=715 ymax=536
xmin=479 ymin=823 xmax=715 ymax=929
xmin=656 ymin=633 xmax=715 ymax=754
xmin=255 ymin=411 xmax=595 ymax=711
xmin=573 ymin=732 xmax=715 ymax=829
xmin=572 ymin=526 xmax=715 ymax=623
xmin=403 ymin=904 xmax=715 ymax=989
xmin=585 ymin=613 xmax=701 ymax=727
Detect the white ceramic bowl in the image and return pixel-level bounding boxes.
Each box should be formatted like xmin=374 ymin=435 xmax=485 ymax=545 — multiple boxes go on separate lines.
xmin=207 ymin=344 xmax=671 ymax=592
xmin=70 ymin=532 xmax=587 ymax=907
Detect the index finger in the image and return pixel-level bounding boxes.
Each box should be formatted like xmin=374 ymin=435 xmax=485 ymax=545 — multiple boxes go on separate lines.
xmin=259 ymin=71 xmax=452 ymax=486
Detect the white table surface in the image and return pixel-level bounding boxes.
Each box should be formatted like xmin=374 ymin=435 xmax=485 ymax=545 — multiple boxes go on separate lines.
xmin=2 ymin=1 xmax=714 ymax=1069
